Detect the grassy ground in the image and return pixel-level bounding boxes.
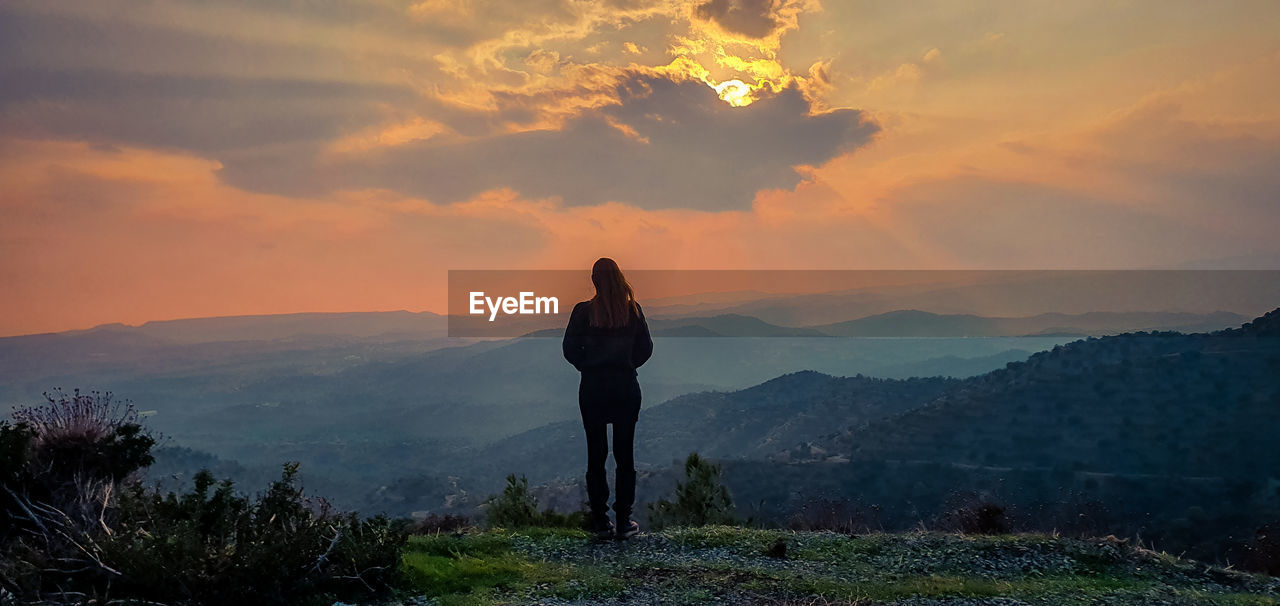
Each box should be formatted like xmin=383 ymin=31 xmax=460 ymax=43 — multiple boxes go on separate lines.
xmin=389 ymin=526 xmax=1280 ymax=605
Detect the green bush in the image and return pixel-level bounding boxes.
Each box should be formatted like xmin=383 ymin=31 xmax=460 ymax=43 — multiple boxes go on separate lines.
xmin=100 ymin=463 xmax=407 ymax=605
xmin=0 ymin=389 xmax=408 ymax=605
xmin=647 ymin=452 xmax=738 ymax=529
xmin=13 ymin=389 xmax=156 ymax=487
xmin=483 ymin=474 xmax=587 ymax=530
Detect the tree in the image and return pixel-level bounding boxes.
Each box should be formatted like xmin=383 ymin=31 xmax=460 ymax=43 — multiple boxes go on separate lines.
xmin=648 ymin=453 xmax=737 ymax=528
xmin=484 ymin=474 xmax=541 ymax=528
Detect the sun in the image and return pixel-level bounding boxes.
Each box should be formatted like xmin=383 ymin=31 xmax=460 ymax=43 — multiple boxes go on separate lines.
xmin=712 ymin=79 xmax=754 ymax=107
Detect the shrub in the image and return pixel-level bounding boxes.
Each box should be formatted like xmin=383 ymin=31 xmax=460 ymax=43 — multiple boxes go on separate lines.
xmin=410 ymin=513 xmax=473 ymax=535
xmin=97 ymin=463 xmax=407 ymax=604
xmin=12 ymin=389 xmax=156 ymax=486
xmin=934 ymin=492 xmax=1011 ymax=535
xmin=787 ymin=497 xmax=882 ymax=534
xmin=1 ymin=389 xmax=408 ymax=605
xmin=0 ymin=422 xmax=33 ymax=531
xmin=647 ymin=452 xmax=738 ymax=529
xmin=6 ymin=390 xmax=156 ymax=532
xmin=1239 ymin=523 xmax=1280 ymax=576
xmin=485 ymin=474 xmax=541 ymax=528
xmin=482 ymin=474 xmax=586 ymax=530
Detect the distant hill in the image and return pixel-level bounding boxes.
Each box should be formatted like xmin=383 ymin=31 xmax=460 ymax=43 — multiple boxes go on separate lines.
xmin=669 ymin=271 xmax=1280 ymax=325
xmin=529 ymin=309 xmax=1245 ymax=338
xmin=1221 ymin=306 xmax=1280 ymax=337
xmin=649 ymin=314 xmax=827 ymax=337
xmin=66 ymin=310 xmax=448 ymax=343
xmin=434 ymin=309 xmax=1280 ymax=564
xmin=786 ymin=308 xmax=1280 ymax=481
xmin=813 ymin=309 xmax=1247 ymax=337
xmin=0 ymin=311 xmax=454 ymax=390
xmin=378 ymin=371 xmax=956 ymax=503
xmin=523 ymin=313 xmax=825 ymax=337
xmin=869 ymin=349 xmax=1036 ymax=379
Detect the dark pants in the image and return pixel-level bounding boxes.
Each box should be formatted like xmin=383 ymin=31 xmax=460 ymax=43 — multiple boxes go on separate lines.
xmin=583 ymin=419 xmax=637 ymax=519
xmin=579 ymin=370 xmax=641 ymax=520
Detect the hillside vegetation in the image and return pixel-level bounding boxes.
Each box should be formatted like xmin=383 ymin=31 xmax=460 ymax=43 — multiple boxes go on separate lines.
xmin=796 ymin=308 xmax=1280 ymax=477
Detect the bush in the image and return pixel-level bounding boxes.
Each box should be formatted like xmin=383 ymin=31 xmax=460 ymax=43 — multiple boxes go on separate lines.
xmin=99 ymin=463 xmax=407 ymax=604
xmin=485 ymin=474 xmax=541 ymax=528
xmin=787 ymin=497 xmax=883 ymax=534
xmin=6 ymin=390 xmax=156 ymax=532
xmin=482 ymin=474 xmax=586 ymax=530
xmin=647 ymin=453 xmax=738 ymax=529
xmin=13 ymin=389 xmax=156 ymax=485
xmin=934 ymin=492 xmax=1011 ymax=535
xmin=0 ymin=422 xmax=33 ymax=534
xmin=0 ymin=389 xmax=408 ymax=604
xmin=1239 ymin=523 xmax=1280 ymax=576
xmin=410 ymin=513 xmax=473 ymax=535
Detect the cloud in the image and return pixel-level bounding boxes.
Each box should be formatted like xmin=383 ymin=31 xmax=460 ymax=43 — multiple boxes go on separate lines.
xmin=692 ymin=0 xmax=803 ymax=40
xmin=0 ymin=66 xmax=413 ymax=153
xmin=878 ymin=176 xmax=1246 ymax=268
xmin=0 ymin=138 xmax=551 ymax=334
xmin=215 ymin=72 xmax=878 ymax=210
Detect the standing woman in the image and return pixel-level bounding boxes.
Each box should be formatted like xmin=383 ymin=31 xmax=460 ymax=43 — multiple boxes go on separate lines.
xmin=563 ymin=258 xmax=653 ymax=540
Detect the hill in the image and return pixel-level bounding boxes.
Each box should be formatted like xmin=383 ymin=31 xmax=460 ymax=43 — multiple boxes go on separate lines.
xmin=394 ymin=526 xmax=1280 ymax=605
xmin=413 ymin=309 xmax=1280 ymax=565
xmin=650 ymin=313 xmax=827 ymax=337
xmin=363 ymin=372 xmax=956 ymax=511
xmin=813 ymin=309 xmax=1247 ymax=337
xmin=789 ymin=309 xmax=1280 ymax=480
xmin=65 ymin=310 xmax=448 ymax=343
xmin=522 ymin=313 xmax=826 ymax=337
xmin=676 ymin=271 xmax=1280 ymax=325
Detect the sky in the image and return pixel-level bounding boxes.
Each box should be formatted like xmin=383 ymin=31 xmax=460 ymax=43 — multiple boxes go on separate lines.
xmin=1 ymin=0 xmax=1279 ymax=335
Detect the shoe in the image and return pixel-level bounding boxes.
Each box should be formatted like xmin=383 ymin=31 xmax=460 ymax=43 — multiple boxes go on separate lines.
xmin=590 ymin=516 xmax=615 ymax=540
xmin=616 ymin=518 xmax=639 ymax=540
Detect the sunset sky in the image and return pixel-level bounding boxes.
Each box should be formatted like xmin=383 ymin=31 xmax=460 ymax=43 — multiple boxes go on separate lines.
xmin=2 ymin=0 xmax=1279 ymax=335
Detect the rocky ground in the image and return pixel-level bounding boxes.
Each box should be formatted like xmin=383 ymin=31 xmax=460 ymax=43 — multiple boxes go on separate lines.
xmin=378 ymin=526 xmax=1280 ymax=605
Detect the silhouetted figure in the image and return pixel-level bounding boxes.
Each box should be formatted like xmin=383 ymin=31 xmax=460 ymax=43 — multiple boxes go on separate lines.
xmin=563 ymin=258 xmax=653 ymax=540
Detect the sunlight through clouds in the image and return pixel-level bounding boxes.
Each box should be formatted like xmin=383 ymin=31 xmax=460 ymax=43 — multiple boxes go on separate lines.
xmin=2 ymin=0 xmax=1279 ymax=333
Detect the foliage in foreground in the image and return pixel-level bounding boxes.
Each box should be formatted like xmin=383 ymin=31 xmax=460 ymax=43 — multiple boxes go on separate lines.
xmin=647 ymin=452 xmax=739 ymax=529
xmin=0 ymin=389 xmax=406 ymax=605
xmin=483 ymin=474 xmax=587 ymax=530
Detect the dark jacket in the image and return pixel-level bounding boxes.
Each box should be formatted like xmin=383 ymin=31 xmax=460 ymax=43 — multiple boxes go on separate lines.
xmin=562 ymin=300 xmax=653 ymax=375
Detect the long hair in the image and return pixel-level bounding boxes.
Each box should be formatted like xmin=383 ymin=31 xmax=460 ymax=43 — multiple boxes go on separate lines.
xmin=589 ymin=257 xmax=638 ymax=328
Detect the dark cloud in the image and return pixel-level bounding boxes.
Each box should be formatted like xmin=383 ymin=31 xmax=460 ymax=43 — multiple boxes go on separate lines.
xmin=0 ymin=66 xmax=412 ymax=152
xmin=216 ymin=73 xmax=878 ymax=210
xmin=693 ymin=0 xmax=784 ymax=39
xmin=0 ymin=2 xmax=876 ymax=212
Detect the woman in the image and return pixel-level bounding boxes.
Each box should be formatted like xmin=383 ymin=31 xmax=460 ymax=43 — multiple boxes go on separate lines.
xmin=562 ymin=258 xmax=653 ymax=540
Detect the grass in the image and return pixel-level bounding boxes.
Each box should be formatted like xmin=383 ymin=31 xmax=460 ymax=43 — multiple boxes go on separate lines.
xmin=398 ymin=529 xmax=623 ymax=605
xmin=395 ymin=527 xmax=1280 ymax=605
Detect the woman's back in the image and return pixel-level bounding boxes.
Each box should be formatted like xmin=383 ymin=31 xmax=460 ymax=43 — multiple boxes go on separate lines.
xmin=562 ymin=299 xmax=653 ymax=374
xmin=564 ymin=257 xmax=651 ymax=540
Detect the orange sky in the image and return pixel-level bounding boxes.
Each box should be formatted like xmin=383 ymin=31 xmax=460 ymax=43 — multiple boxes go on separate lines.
xmin=2 ymin=0 xmax=1279 ymax=336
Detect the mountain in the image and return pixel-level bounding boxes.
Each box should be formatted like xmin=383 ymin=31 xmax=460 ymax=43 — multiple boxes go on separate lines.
xmin=360 ymin=370 xmax=961 ymax=515
xmin=786 ymin=309 xmax=1280 ymax=481
xmin=662 ymin=271 xmax=1280 ymax=326
xmin=0 ymin=311 xmax=456 ymax=399
xmin=398 ymin=309 xmax=1280 ymax=563
xmin=649 ymin=314 xmax=827 ymax=337
xmin=522 ymin=313 xmax=825 ymax=337
xmin=813 ymin=309 xmax=1247 ymax=337
xmin=63 ymin=310 xmax=448 ymax=343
